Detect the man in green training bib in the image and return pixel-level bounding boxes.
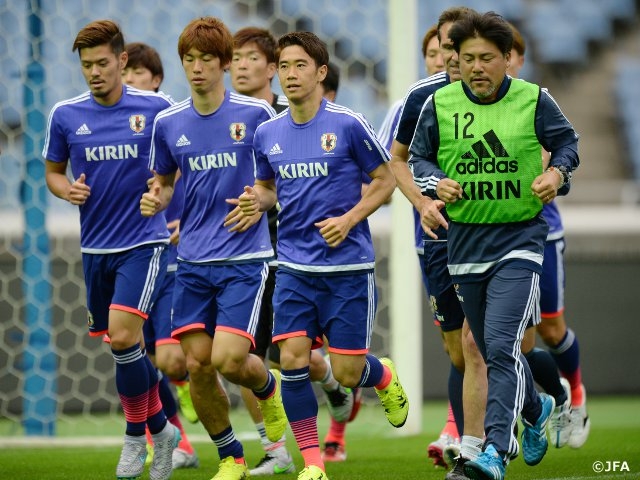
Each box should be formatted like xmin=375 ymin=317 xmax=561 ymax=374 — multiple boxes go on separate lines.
xmin=408 ymin=10 xmax=579 ymax=480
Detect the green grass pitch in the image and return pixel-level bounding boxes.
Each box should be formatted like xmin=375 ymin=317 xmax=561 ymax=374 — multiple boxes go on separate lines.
xmin=1 ymin=397 xmax=639 ymax=479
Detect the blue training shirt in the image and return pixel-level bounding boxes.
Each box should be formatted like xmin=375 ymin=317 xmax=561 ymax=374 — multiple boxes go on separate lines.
xmin=254 ymin=98 xmax=390 ymax=274
xmin=43 ymin=85 xmax=173 ymax=253
xmin=150 ymin=90 xmax=275 ymax=264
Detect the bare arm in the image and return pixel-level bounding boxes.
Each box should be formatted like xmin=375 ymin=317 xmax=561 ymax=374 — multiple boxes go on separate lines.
xmin=45 ymin=160 xmax=91 ymax=205
xmin=389 ymin=140 xmax=428 ymax=210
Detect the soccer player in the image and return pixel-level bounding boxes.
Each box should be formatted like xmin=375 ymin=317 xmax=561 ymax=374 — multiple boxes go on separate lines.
xmin=237 ymin=31 xmax=408 ymax=480
xmin=122 ymin=41 xmax=199 ymax=469
xmin=409 ymin=11 xmax=579 ymax=480
xmin=139 ymin=17 xmax=287 ymax=480
xmin=230 ymin=28 xmax=359 ymax=474
xmin=43 ymin=20 xmax=178 ymax=480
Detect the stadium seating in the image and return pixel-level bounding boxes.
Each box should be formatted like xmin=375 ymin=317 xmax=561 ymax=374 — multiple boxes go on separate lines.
xmin=616 ymin=60 xmax=640 ymax=179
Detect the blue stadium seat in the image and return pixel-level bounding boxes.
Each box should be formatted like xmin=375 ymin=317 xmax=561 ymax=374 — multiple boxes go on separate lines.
xmin=616 ymin=60 xmax=640 ymax=178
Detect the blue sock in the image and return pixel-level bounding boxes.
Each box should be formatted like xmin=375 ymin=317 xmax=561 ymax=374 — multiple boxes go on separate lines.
xmin=253 ymin=370 xmax=276 ymax=400
xmin=526 ymin=348 xmax=567 ymax=405
xmin=112 ymin=344 xmax=149 ymax=436
xmin=548 ymin=329 xmax=580 ymax=376
xmin=210 ymin=425 xmax=244 ymax=461
xmin=142 ymin=355 xmax=166 ymax=434
xmin=448 ymin=363 xmax=464 ymax=435
xmin=157 ymin=371 xmax=178 ymax=418
xmin=281 ymin=366 xmax=318 ymax=422
xmin=356 ymin=354 xmax=385 ymax=388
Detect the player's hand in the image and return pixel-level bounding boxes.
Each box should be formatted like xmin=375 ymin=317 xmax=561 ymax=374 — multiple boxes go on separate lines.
xmin=531 ymin=171 xmax=560 ymax=204
xmin=314 ymin=215 xmax=353 ymax=248
xmin=436 ymin=177 xmax=463 ymax=203
xmin=167 ymin=218 xmax=180 ymax=245
xmin=224 ymin=201 xmax=263 ymax=232
xmin=420 ymin=197 xmax=447 ymax=240
xmin=140 ymin=185 xmax=162 ymax=217
xmin=237 ymin=185 xmax=261 ymax=216
xmin=67 ymin=173 xmax=91 ymax=205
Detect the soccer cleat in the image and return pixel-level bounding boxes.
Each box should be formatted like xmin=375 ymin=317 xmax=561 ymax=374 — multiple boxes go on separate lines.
xmin=322 ymin=442 xmax=347 ymax=462
xmin=257 ymin=369 xmax=288 ymax=443
xmin=464 ymin=445 xmax=505 ymax=480
xmin=445 ymin=456 xmax=470 ymax=480
xmin=568 ymin=383 xmax=591 ymax=448
xmin=550 ymin=378 xmax=572 ymax=448
xmin=116 ymin=436 xmax=147 ymax=479
xmin=172 ymin=447 xmax=200 ymax=469
xmin=250 ymin=451 xmax=296 ymax=475
xmin=427 ymin=434 xmax=451 ymax=468
xmin=375 ymin=357 xmax=409 ymax=428
xmin=297 ymin=465 xmax=329 ymax=480
xmin=522 ymin=392 xmax=555 ymax=466
xmin=176 ymin=381 xmax=199 ymax=424
xmin=212 ymin=456 xmax=250 ymax=479
xmin=444 ymin=437 xmax=462 ymax=468
xmin=149 ymin=424 xmax=181 ymax=480
xmin=325 ymin=385 xmax=355 ymax=423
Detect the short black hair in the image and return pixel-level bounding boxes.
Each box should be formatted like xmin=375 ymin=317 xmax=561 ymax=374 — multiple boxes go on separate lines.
xmin=449 ymin=10 xmax=513 ymax=55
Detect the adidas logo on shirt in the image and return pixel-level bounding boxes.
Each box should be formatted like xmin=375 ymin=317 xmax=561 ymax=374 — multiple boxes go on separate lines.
xmin=269 ymin=143 xmax=283 ymax=155
xmin=75 ymin=124 xmax=91 ymax=135
xmin=176 ymin=134 xmax=191 ymax=147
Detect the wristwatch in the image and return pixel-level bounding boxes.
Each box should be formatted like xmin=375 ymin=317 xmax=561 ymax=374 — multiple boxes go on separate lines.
xmin=546 ymin=165 xmax=571 ymax=188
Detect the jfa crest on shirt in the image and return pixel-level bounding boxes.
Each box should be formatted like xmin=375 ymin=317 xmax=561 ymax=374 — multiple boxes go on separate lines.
xmin=129 ymin=114 xmax=146 ymax=133
xmin=230 ymin=122 xmax=247 ymax=141
xmin=321 ymin=133 xmax=337 ymax=152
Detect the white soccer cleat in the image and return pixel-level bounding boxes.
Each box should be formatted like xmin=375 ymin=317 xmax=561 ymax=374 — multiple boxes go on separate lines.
xmin=249 ymin=451 xmax=295 ymax=475
xmin=172 ymin=447 xmax=199 ymax=469
xmin=550 ymin=377 xmax=572 ymax=448
xmin=568 ymin=383 xmax=591 ymax=448
xmin=116 ymin=436 xmax=147 ymax=479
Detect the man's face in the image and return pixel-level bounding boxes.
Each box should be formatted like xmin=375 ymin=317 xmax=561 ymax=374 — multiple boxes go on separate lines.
xmin=122 ymin=65 xmax=161 ymax=92
xmin=278 ymin=45 xmax=326 ymax=104
xmin=182 ymin=47 xmax=227 ymax=96
xmin=459 ymin=36 xmax=509 ymax=102
xmin=425 ymin=34 xmax=444 ymax=76
xmin=230 ymin=42 xmax=276 ymax=96
xmin=438 ymin=22 xmax=460 ymax=82
xmin=79 ymin=44 xmax=126 ymax=105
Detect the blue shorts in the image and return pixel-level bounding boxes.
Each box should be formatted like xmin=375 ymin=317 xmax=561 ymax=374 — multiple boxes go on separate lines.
xmin=540 ymin=238 xmax=565 ymax=318
xmin=272 ymin=270 xmax=377 ymax=354
xmin=83 ymin=244 xmax=168 ymax=337
xmin=418 ymin=252 xmax=440 ymax=326
xmin=144 ymin=270 xmax=180 ymax=354
xmin=171 ymin=261 xmax=269 ymax=346
xmin=423 ymin=241 xmax=465 ymax=332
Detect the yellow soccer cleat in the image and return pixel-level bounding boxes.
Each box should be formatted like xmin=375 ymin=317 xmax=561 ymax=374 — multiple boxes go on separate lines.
xmin=211 ymin=456 xmax=250 ymax=479
xmin=257 ymin=369 xmax=288 ymax=442
xmin=375 ymin=357 xmax=409 ymax=428
xmin=176 ymin=381 xmax=199 ymax=424
xmin=297 ymin=465 xmax=329 ymax=480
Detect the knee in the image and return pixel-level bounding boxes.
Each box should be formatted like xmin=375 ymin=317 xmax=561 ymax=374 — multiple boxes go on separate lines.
xmin=330 ymin=358 xmax=365 ymax=388
xmin=536 ymin=320 xmax=566 ymax=346
xmin=157 ymin=352 xmax=187 ymax=380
